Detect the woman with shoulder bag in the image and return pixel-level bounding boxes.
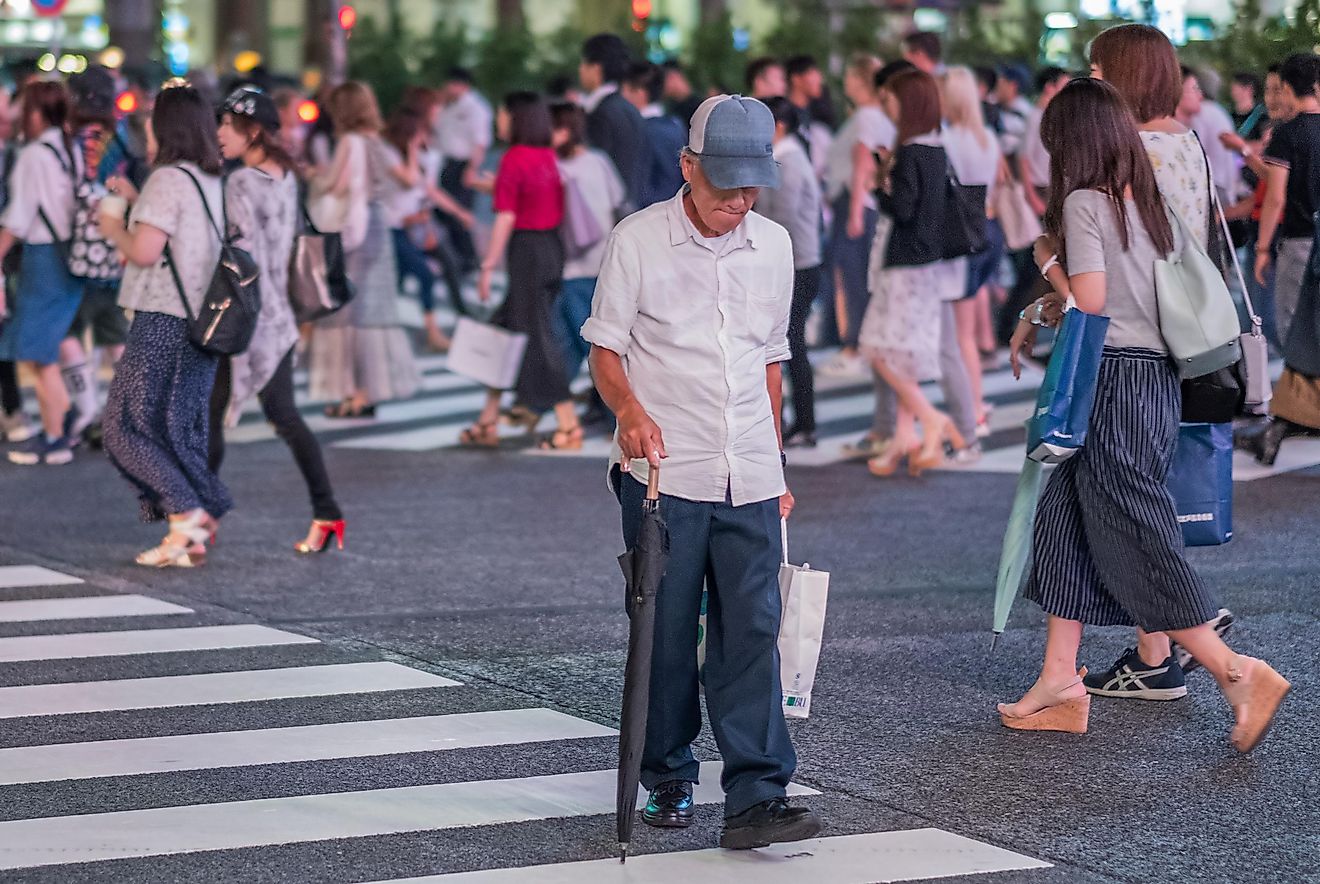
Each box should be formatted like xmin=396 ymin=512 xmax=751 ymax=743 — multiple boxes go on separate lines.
xmin=1080 ymin=22 xmax=1237 ymax=697
xmin=98 ymin=84 xmax=230 ymax=567
xmin=1002 ymin=79 xmax=1288 ymax=751
xmin=206 ymin=87 xmax=346 ymax=555
xmin=943 ymin=66 xmax=1005 ymax=441
xmin=0 ymin=80 xmax=86 ymax=465
xmin=461 ymin=92 xmax=576 ymax=451
xmin=860 ymin=69 xmax=971 ymax=477
xmin=307 ymin=81 xmax=421 ymax=419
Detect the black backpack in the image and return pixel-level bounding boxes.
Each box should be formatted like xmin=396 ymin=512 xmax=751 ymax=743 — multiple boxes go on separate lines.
xmin=164 ymin=166 xmax=261 ymax=356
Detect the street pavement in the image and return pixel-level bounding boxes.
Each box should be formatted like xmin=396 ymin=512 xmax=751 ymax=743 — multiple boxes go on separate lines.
xmin=0 ymin=352 xmax=1316 ymax=884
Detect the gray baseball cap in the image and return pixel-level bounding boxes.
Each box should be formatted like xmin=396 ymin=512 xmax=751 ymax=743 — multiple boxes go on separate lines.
xmin=687 ymin=94 xmax=780 ymax=190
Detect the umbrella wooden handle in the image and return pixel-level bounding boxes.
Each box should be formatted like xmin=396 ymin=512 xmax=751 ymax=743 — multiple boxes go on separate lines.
xmin=645 ymin=464 xmax=660 ymax=501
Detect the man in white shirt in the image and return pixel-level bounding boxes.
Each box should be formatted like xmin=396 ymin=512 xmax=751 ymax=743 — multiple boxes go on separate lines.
xmin=435 ymin=66 xmax=491 ymax=272
xmin=583 ymin=95 xmax=822 ymax=850
xmin=1019 ymin=66 xmax=1069 ymax=216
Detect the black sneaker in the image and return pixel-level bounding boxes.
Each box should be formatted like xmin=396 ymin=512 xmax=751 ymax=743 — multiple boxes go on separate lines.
xmin=6 ymin=433 xmax=73 ymax=466
xmin=719 ymin=798 xmax=822 ymax=850
xmin=1084 ymin=648 xmax=1187 ymax=700
xmin=641 ymin=781 xmax=694 ymax=829
xmin=1170 ymin=608 xmax=1234 ymax=674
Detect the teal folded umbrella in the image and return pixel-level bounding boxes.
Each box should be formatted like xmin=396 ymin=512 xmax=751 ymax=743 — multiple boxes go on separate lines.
xmin=992 ymin=456 xmax=1043 ymax=651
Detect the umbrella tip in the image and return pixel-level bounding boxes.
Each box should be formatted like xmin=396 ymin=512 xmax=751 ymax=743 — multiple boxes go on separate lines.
xmin=990 ymin=632 xmax=1001 ymax=654
xmin=619 ymin=843 xmax=629 ymax=863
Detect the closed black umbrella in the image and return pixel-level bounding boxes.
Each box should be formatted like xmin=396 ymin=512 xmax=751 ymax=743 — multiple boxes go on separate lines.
xmin=616 ymin=466 xmax=667 ymax=862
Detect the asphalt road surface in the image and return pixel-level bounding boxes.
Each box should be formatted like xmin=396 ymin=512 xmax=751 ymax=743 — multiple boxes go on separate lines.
xmin=0 ymin=395 xmax=1315 ymax=883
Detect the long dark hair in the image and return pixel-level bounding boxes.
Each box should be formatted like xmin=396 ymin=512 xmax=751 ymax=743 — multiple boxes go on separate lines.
xmin=224 ymin=112 xmax=295 ymax=173
xmin=886 ymin=69 xmax=941 ymax=145
xmin=503 ymin=91 xmax=552 ymax=148
xmin=21 ymin=80 xmax=74 ymax=162
xmin=383 ymin=108 xmax=424 ymax=159
xmin=152 ymin=85 xmax=223 ymax=175
xmin=1040 ymin=78 xmax=1173 ymax=255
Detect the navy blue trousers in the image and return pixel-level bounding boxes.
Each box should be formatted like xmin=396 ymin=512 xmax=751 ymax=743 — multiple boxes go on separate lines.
xmin=616 ymin=469 xmax=796 ymax=818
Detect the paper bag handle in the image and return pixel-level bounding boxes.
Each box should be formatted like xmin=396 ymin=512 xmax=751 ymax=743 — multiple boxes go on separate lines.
xmin=781 ymin=517 xmax=789 ymax=565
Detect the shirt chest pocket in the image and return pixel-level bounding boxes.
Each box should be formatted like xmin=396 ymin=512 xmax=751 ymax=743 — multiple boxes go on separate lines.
xmin=737 ymin=287 xmax=780 ymax=344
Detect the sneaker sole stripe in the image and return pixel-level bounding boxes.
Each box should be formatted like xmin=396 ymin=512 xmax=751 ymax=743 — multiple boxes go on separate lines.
xmin=1085 ymin=686 xmax=1188 ymax=700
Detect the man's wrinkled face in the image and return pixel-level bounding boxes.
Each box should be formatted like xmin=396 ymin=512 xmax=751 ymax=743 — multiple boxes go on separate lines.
xmin=681 ymin=155 xmax=759 ymax=236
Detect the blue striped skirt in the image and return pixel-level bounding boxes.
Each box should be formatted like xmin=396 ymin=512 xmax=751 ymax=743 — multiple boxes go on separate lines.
xmin=1024 ymin=348 xmax=1219 ymax=631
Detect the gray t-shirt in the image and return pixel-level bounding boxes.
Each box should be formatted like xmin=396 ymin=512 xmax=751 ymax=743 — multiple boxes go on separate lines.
xmin=118 ymin=163 xmax=223 ymax=319
xmin=1063 ymin=188 xmax=1172 ymax=352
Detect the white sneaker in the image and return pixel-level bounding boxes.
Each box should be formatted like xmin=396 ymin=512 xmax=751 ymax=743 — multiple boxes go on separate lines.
xmin=0 ymin=410 xmax=35 ymax=443
xmin=820 ymin=351 xmax=867 ymax=378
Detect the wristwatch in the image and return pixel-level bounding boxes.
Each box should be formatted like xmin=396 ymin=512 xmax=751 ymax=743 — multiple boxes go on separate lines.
xmin=780 ymin=451 xmax=788 ymax=467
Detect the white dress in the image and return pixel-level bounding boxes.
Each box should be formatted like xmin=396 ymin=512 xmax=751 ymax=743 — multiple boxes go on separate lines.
xmin=859 ymin=211 xmax=945 ymax=383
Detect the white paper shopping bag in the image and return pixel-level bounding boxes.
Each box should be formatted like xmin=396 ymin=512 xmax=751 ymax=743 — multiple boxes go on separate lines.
xmin=447 ymin=316 xmax=528 ymax=390
xmin=778 ymin=519 xmax=829 ymax=719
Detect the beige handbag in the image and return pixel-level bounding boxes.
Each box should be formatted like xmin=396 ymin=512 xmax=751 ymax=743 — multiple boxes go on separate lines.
xmin=994 ymin=179 xmax=1044 ymax=251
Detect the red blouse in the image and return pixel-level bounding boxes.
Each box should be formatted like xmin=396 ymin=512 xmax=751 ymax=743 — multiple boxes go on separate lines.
xmin=493 ymin=145 xmax=564 ymax=231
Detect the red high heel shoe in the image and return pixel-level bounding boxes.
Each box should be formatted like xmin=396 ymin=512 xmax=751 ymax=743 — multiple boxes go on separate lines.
xmin=296 ymin=519 xmax=345 ymax=554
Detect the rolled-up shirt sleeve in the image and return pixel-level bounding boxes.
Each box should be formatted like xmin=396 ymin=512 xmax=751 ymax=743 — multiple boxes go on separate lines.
xmin=764 ymin=239 xmax=794 ymax=364
xmin=581 ymin=230 xmax=642 ymax=356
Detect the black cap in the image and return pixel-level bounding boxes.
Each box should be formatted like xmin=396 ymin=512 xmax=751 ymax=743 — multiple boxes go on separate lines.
xmin=222 ymin=86 xmax=280 ymax=131
xmin=69 ymin=65 xmax=116 ymax=119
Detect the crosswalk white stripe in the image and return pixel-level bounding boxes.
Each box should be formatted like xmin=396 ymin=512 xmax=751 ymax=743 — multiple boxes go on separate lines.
xmin=0 ymin=624 xmax=319 ymax=663
xmin=0 ymin=566 xmax=82 ymax=589
xmin=0 ymin=594 xmax=192 ymax=623
xmin=228 ymin=388 xmax=491 ymax=444
xmin=370 ymin=829 xmax=1051 ymax=883
xmin=0 ymin=662 xmax=460 ymax=719
xmin=0 ymin=761 xmax=816 ymax=870
xmin=0 ymin=709 xmax=616 ymax=786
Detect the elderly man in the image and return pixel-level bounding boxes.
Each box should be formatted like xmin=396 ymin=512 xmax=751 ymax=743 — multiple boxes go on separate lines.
xmin=583 ymin=95 xmax=822 ymax=850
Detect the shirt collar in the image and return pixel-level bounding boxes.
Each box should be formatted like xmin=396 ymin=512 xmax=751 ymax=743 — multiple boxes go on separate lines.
xmin=581 ymin=83 xmax=618 ymax=113
xmin=665 ymin=186 xmax=756 ymax=252
xmin=641 ymin=103 xmax=664 ymax=119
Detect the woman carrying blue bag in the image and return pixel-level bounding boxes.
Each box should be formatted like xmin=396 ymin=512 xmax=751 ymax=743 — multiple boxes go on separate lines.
xmin=1003 ymin=79 xmax=1288 ymax=752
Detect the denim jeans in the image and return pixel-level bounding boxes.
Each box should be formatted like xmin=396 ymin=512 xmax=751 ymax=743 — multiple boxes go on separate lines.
xmin=553 ymin=276 xmax=597 ymax=383
xmin=615 ymin=468 xmax=797 ymax=818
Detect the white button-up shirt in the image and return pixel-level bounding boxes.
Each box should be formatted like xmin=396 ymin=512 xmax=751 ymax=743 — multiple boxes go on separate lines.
xmin=0 ymin=127 xmax=80 ymax=243
xmin=435 ymin=89 xmax=492 ymax=163
xmin=582 ymin=189 xmax=794 ymax=506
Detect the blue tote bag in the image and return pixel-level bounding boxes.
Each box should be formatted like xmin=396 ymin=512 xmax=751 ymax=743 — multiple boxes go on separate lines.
xmin=1168 ymin=422 xmax=1234 ymax=546
xmin=1027 ymin=308 xmax=1111 ymax=464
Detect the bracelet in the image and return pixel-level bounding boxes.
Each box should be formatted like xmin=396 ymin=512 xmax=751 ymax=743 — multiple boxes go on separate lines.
xmin=1039 ymin=254 xmax=1060 ymax=279
xmin=780 ymin=451 xmax=787 ymax=467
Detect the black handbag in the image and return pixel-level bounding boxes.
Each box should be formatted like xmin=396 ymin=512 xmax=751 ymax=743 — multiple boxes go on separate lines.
xmin=941 ymin=163 xmax=988 ymax=261
xmin=289 ymin=203 xmax=354 ymax=323
xmin=1181 ymin=363 xmax=1244 ymax=424
xmin=164 ymin=167 xmax=261 ymax=356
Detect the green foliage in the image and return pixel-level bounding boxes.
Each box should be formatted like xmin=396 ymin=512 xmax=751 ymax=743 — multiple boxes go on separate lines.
xmin=416 ymin=18 xmax=473 ymax=87
xmin=946 ymin=2 xmax=1043 ymax=68
xmin=760 ymin=0 xmax=832 ymax=63
xmin=1182 ymin=0 xmax=1320 ymax=97
xmin=687 ymin=9 xmax=746 ymax=93
xmin=347 ymin=15 xmax=413 ymax=116
xmin=474 ymin=19 xmax=541 ymax=101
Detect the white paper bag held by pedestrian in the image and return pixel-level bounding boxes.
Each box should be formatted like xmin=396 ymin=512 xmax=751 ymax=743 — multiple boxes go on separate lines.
xmin=447 ymin=316 xmax=528 ymax=390
xmin=778 ymin=518 xmax=829 ymax=719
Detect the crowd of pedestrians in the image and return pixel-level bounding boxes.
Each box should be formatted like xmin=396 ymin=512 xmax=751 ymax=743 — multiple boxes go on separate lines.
xmin=0 ymin=24 xmax=1297 ymax=823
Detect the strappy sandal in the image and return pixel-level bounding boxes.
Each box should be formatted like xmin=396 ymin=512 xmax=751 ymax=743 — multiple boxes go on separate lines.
xmin=324 ymin=400 xmax=377 ymax=419
xmin=136 ymin=511 xmax=212 ymax=568
xmin=500 ymin=405 xmax=541 ymax=432
xmin=459 ymin=420 xmax=500 ymax=448
xmin=538 ymin=424 xmax=584 ymax=451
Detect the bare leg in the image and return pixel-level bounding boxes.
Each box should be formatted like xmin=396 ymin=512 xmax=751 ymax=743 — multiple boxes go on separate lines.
xmin=999 ymin=615 xmax=1088 ymax=717
xmin=954 ymin=297 xmax=986 ymax=421
xmin=553 ymin=399 xmax=579 ymax=433
xmin=31 ymin=362 xmax=70 ymax=438
xmin=1136 ymin=629 xmax=1174 ymax=667
xmin=975 ymin=286 xmax=998 ymax=354
xmin=477 ymin=390 xmax=501 ymax=426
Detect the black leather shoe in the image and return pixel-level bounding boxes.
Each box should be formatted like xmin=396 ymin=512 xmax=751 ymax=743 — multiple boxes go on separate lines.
xmin=719 ymin=798 xmax=822 ymax=849
xmin=641 ymin=781 xmax=695 ymax=828
xmin=1238 ymin=418 xmax=1292 ymax=466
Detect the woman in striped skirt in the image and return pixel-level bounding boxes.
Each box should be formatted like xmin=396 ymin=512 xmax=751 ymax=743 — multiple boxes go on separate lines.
xmin=1002 ymin=79 xmax=1288 ymax=752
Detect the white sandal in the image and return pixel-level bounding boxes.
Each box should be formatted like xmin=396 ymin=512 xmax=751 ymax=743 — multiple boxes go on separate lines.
xmin=136 ymin=510 xmax=212 ymax=568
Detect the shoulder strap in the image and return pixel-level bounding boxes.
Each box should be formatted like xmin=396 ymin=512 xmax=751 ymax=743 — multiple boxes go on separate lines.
xmin=162 ymin=165 xmax=224 ymax=324
xmin=172 ymin=164 xmax=225 ymax=243
xmin=1189 ymin=130 xmax=1261 ymax=329
xmin=36 ymin=142 xmax=75 ymax=242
